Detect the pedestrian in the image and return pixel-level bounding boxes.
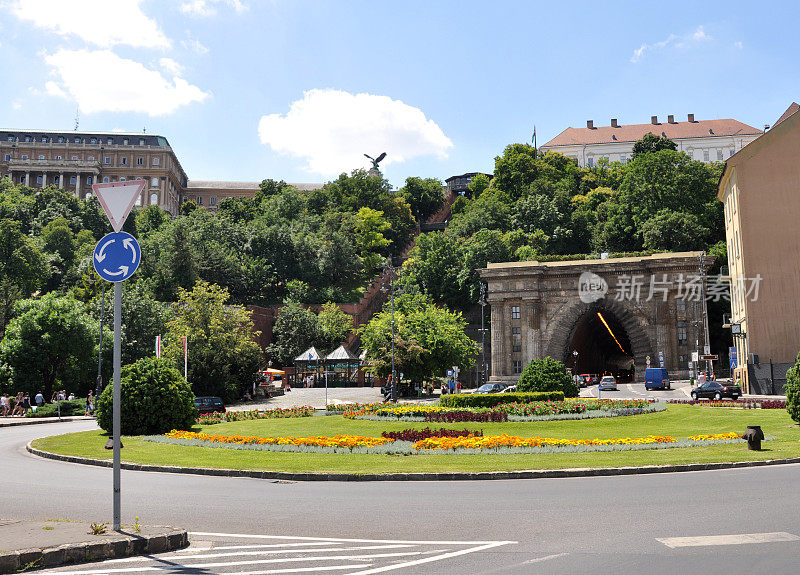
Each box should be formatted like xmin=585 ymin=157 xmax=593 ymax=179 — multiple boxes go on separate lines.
xmin=22 ymin=393 xmax=31 ymax=415
xmin=456 ymin=380 xmax=462 ymax=394
xmin=34 ymin=391 xmax=44 ymax=408
xmin=67 ymin=391 xmax=75 ymax=401
xmin=85 ymin=390 xmax=94 ymax=416
xmin=11 ymin=393 xmax=23 ymax=416
xmin=1 ymin=393 xmax=9 ymax=416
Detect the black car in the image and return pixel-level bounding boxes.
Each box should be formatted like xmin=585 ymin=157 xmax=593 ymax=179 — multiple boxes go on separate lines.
xmin=474 ymin=383 xmax=506 ymax=394
xmin=691 ymin=381 xmax=741 ymax=401
xmin=194 ymin=396 xmax=226 ymax=414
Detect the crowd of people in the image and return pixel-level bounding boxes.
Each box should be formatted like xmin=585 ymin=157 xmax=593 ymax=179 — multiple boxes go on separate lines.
xmin=0 ymin=389 xmax=95 ymax=417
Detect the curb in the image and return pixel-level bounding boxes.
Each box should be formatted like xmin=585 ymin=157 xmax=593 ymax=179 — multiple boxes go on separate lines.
xmin=0 ymin=528 xmax=187 ymax=574
xmin=0 ymin=417 xmax=94 ymax=428
xmin=26 ymin=442 xmax=800 ymax=482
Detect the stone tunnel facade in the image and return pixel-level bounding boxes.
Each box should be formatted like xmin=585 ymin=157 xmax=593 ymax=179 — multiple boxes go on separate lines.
xmin=478 ymin=252 xmax=713 ymax=384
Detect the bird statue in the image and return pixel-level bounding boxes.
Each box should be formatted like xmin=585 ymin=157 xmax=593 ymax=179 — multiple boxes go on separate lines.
xmin=364 ymin=152 xmax=387 ymax=171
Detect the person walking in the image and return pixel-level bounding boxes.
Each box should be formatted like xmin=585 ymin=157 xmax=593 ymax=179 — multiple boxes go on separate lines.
xmin=11 ymin=393 xmax=24 ymax=416
xmin=1 ymin=393 xmax=9 ymax=416
xmin=85 ymin=390 xmax=94 ymax=416
xmin=34 ymin=391 xmax=44 ymax=408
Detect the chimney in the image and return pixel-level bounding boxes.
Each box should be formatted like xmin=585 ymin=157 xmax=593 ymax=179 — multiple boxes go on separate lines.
xmin=651 ymin=115 xmax=659 ymax=125
xmin=586 ymin=120 xmax=594 ymax=129
xmin=611 ymin=118 xmax=618 ymax=128
xmin=668 ymin=114 xmax=675 ymax=124
xmin=688 ymin=113 xmax=695 ymax=122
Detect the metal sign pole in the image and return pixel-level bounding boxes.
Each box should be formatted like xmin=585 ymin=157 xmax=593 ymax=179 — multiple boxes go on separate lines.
xmin=113 ymin=281 xmax=122 ymax=531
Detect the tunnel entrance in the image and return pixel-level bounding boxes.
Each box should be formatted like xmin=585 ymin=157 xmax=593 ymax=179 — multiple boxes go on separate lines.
xmin=565 ymin=306 xmax=635 ymax=382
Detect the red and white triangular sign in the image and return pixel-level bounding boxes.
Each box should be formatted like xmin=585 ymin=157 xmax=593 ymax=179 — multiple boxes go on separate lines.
xmin=92 ymin=180 xmax=148 ymax=232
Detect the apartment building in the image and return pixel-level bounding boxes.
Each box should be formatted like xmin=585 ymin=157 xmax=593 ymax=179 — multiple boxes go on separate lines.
xmin=718 ymin=103 xmax=800 ymax=394
xmin=541 ymin=114 xmax=762 ymax=167
xmin=0 ymin=130 xmax=187 ymax=215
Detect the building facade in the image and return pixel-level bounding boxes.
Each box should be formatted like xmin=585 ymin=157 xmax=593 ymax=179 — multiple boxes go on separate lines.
xmin=445 ymin=172 xmax=492 ymax=195
xmin=1 ymin=130 xmax=187 ymax=215
xmin=541 ymin=114 xmax=762 ymax=167
xmin=718 ymin=103 xmax=800 ymax=394
xmin=185 ymin=181 xmax=324 ymax=211
xmin=478 ymin=253 xmax=711 ymax=384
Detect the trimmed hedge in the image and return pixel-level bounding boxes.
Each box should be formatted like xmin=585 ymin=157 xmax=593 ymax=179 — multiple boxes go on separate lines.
xmin=25 ymin=398 xmax=86 ymax=418
xmin=439 ymin=391 xmax=564 ymax=408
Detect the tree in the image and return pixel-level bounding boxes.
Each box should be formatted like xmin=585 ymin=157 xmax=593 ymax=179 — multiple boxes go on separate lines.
xmin=468 ymin=174 xmax=491 ymax=199
xmin=266 ymin=301 xmax=320 ymax=367
xmin=163 ymin=281 xmax=262 ymax=402
xmin=317 ymin=302 xmax=354 ymax=352
xmin=0 ymin=293 xmax=107 ymax=398
xmin=786 ymin=352 xmax=800 ymax=424
xmin=631 ymin=133 xmax=678 ymax=160
xmin=359 ymin=293 xmax=477 ymax=385
xmin=95 ymin=357 xmax=195 ymax=435
xmin=492 ymin=143 xmax=539 ymax=198
xmin=354 ymin=207 xmax=391 ymax=274
xmin=0 ymin=219 xmax=48 ymax=336
xmin=641 ymin=210 xmax=710 ymax=252
xmin=517 ymin=357 xmax=578 ymax=397
xmin=398 ymin=177 xmax=445 ymax=222
xmin=135 ymin=205 xmax=170 ymax=236
xmin=402 ymin=232 xmax=469 ymax=310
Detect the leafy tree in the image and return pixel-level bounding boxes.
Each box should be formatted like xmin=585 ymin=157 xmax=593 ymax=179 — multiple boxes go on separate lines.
xmin=458 ymin=229 xmax=511 ymax=303
xmin=163 ymin=281 xmax=261 ymax=402
xmin=95 ymin=357 xmax=195 ymax=435
xmin=492 ymin=143 xmax=539 ymax=198
xmin=317 ymin=302 xmax=354 ymax=352
xmin=135 ymin=205 xmax=170 ymax=236
xmin=468 ymin=174 xmax=491 ymax=198
xmin=785 ymin=351 xmax=800 ymax=424
xmin=631 ymin=133 xmax=678 ymax=160
xmin=398 ymin=177 xmax=445 ymax=222
xmin=0 ymin=293 xmax=107 ymax=398
xmin=641 ymin=210 xmax=710 ymax=252
xmin=266 ymin=301 xmax=320 ymax=367
xmin=517 ymin=356 xmax=578 ymax=397
xmin=354 ymin=207 xmax=391 ymax=274
xmin=360 ymin=293 xmax=477 ymax=385
xmin=447 ymin=189 xmax=512 ymax=239
xmin=0 ymin=219 xmax=48 ymax=336
xmin=402 ymin=232 xmax=468 ymax=310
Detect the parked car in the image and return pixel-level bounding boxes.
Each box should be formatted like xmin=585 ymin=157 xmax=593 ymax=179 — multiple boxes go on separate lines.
xmin=194 ymin=396 xmax=226 ymax=414
xmin=474 ymin=383 xmax=507 ymax=394
xmin=691 ymin=381 xmax=741 ymax=401
xmin=502 ymin=385 xmax=517 ymax=393
xmin=578 ymin=374 xmax=592 ymax=387
xmin=598 ymin=376 xmax=618 ymax=391
xmin=645 ymin=367 xmax=671 ymax=390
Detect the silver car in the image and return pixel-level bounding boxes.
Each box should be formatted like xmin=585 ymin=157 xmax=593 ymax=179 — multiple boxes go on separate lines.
xmin=599 ymin=376 xmax=618 ymax=391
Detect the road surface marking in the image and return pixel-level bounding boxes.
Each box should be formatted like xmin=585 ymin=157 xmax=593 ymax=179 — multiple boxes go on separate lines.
xmin=345 ymin=541 xmax=516 ymax=575
xmin=189 ymin=531 xmax=511 ymax=545
xmin=522 ymin=553 xmax=570 ymax=564
xmin=658 ymin=532 xmax=800 ymax=548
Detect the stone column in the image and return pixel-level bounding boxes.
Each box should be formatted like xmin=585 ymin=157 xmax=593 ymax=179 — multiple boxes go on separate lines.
xmin=59 ymin=172 xmax=64 ymax=189
xmin=75 ymin=171 xmax=81 ymax=197
xmin=490 ymin=303 xmax=505 ymax=380
xmin=24 ymin=171 xmax=30 ymax=186
xmin=42 ymin=173 xmax=47 ymax=187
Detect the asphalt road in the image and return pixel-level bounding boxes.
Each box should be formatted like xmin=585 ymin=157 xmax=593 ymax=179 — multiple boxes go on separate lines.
xmin=3 ymin=421 xmax=800 ymax=574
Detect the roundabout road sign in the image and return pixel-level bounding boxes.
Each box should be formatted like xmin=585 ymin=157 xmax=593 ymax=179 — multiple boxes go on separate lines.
xmin=93 ymin=231 xmax=141 ymax=282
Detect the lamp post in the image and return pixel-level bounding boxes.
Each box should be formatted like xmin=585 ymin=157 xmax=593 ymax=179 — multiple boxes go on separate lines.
xmin=381 ymin=261 xmax=398 ymax=402
xmin=572 ymin=350 xmax=579 ymax=379
xmin=479 ymin=283 xmax=487 ymax=386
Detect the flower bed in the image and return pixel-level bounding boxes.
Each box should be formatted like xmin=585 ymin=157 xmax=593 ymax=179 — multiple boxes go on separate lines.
xmin=668 ymin=399 xmax=786 ymax=409
xmin=197 ymin=406 xmax=315 ymax=425
xmin=412 ymin=433 xmax=677 ymax=451
xmin=688 ymin=432 xmax=743 ymax=441
xmin=381 ymin=428 xmax=480 ymax=442
xmin=326 ymin=402 xmax=391 ymax=413
xmin=166 ymin=429 xmax=392 ymax=449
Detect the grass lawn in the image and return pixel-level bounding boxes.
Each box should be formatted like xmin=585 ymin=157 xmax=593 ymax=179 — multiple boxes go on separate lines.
xmin=31 ymin=405 xmax=800 ymax=474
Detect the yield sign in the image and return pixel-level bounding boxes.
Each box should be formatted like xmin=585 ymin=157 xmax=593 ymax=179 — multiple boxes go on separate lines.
xmin=92 ymin=180 xmax=147 ymax=232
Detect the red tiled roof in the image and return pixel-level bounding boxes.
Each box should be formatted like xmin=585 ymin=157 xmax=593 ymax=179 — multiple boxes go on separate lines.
xmin=773 ymin=102 xmax=799 ymax=127
xmin=541 ymin=118 xmax=762 ymax=147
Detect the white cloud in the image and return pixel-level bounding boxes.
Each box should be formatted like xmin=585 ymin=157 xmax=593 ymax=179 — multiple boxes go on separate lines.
xmin=630 ymin=26 xmax=711 ymax=63
xmin=182 ymin=34 xmax=210 ymax=55
xmin=10 ymin=0 xmax=170 ymax=48
xmin=258 ymin=89 xmax=453 ymax=175
xmin=44 ymin=49 xmax=210 ymax=116
xmin=159 ymin=57 xmax=184 ymax=75
xmin=179 ymin=0 xmax=247 ymax=17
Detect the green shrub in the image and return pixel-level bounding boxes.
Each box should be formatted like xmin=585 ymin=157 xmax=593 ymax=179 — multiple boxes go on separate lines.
xmin=25 ymin=398 xmax=86 ymax=418
xmin=517 ymin=357 xmax=578 ymax=397
xmin=786 ymin=352 xmax=800 ymax=424
xmin=96 ymin=357 xmax=196 ymax=436
xmin=439 ymin=391 xmax=564 ymax=408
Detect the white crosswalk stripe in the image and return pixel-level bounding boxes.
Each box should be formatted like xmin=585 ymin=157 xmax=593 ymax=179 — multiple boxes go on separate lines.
xmin=38 ymin=532 xmax=517 ymax=575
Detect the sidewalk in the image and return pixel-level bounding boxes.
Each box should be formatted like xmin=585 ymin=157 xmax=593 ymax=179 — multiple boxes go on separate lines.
xmin=0 ymin=416 xmax=94 ymax=428
xmin=0 ymin=519 xmax=187 ymax=574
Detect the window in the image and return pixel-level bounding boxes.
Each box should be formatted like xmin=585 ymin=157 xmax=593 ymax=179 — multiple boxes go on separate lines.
xmin=139 ymin=138 xmax=145 ymax=146
xmin=58 ymin=136 xmax=65 ymax=143
xmin=69 ymin=176 xmax=76 ymax=185
xmin=38 ymin=155 xmax=45 ymax=159
xmin=151 ymin=177 xmax=159 ymax=187
xmin=7 ymin=136 xmax=14 ymax=142
xmin=90 ymin=137 xmax=97 ymax=144
xmin=86 ymin=176 xmax=92 ymax=184
xmin=197 ymin=196 xmax=203 ymax=206
xmin=676 ymin=298 xmax=686 ymax=312
xmin=21 ymin=154 xmax=28 ymax=160
xmin=36 ymin=176 xmax=43 ymax=184
xmin=74 ymin=137 xmax=81 ymax=144
xmin=716 ymin=149 xmax=723 ymax=161
xmin=150 ymin=193 xmax=158 ymax=206
xmin=512 ymin=327 xmax=522 ymax=352
xmin=103 ymin=177 xmax=110 ymax=183
xmin=511 ymin=305 xmax=521 ymax=319
xmin=120 ymin=177 xmax=126 ymax=181
xmin=729 ymin=148 xmax=735 ymax=157
xmin=55 ymin=155 xmax=62 ymax=160
xmin=88 ymin=156 xmax=94 ymax=161
xmin=135 ymin=195 xmax=142 ymax=207
xmin=513 ymin=360 xmax=523 ymax=375
xmin=25 ymin=136 xmax=32 ymax=142
xmin=735 ymin=231 xmax=741 ymax=259
xmin=677 ymin=321 xmax=687 ymax=344
xmin=703 ymin=150 xmax=709 ymax=162
xmin=620 ymin=156 xmax=627 ymax=164
xmin=3 ymin=154 xmax=9 ymax=161
xmin=136 ymin=157 xmax=143 ymax=165
xmin=152 ymin=157 xmax=160 ymax=166
xmin=120 ymin=157 xmax=127 ymax=165
xmin=107 ymin=138 xmax=113 ymax=145
xmin=53 ymin=175 xmax=60 ymax=184
xmin=41 ymin=136 xmax=48 ymax=143
xmin=210 ymin=196 xmax=217 ymax=206
xmin=123 ymin=138 xmax=129 ymax=145
xmin=587 ymin=157 xmax=594 ymax=168
xmin=104 ymin=157 xmax=111 ymax=164
xmin=71 ymin=155 xmax=78 ymax=160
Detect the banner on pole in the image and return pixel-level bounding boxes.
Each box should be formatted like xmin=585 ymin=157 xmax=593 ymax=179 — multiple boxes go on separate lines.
xmin=155 ymin=335 xmax=161 ymax=358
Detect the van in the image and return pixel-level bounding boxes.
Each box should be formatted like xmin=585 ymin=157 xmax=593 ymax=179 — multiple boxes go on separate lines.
xmin=644 ymin=368 xmax=670 ymax=390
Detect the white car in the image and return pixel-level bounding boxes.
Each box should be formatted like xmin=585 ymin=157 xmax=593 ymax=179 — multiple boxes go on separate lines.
xmin=599 ymin=376 xmax=618 ymax=391
xmin=501 ymin=385 xmax=517 ymax=393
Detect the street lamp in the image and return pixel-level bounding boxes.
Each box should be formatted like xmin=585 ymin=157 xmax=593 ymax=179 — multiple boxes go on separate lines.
xmin=381 ymin=261 xmax=398 ymax=402
xmin=479 ymin=283 xmax=488 ymax=386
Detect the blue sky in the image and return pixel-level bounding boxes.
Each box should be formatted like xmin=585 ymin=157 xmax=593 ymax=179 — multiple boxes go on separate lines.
xmin=0 ymin=1 xmax=797 ymax=188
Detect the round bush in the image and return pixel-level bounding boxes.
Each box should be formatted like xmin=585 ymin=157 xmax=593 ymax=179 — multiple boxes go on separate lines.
xmin=785 ymin=352 xmax=800 ymax=424
xmin=96 ymin=357 xmax=196 ymax=435
xmin=516 ymin=357 xmax=578 ymax=398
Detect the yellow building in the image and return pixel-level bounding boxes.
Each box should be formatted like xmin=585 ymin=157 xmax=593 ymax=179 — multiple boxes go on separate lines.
xmin=718 ymin=103 xmax=800 ymax=394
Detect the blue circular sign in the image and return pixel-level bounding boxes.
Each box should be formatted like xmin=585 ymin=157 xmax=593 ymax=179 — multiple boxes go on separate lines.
xmin=93 ymin=232 xmax=141 ymax=282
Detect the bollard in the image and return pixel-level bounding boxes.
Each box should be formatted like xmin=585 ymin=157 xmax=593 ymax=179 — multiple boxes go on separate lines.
xmin=743 ymin=425 xmax=764 ymax=450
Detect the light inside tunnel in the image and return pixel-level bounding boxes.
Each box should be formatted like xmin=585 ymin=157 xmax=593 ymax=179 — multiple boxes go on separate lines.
xmin=596 ymin=311 xmax=628 ymax=356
